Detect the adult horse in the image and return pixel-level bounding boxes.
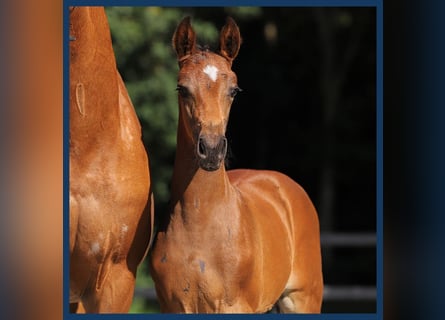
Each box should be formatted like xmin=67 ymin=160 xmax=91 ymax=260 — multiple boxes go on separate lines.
xmin=149 ymin=17 xmax=323 ymax=313
xmin=69 ymin=7 xmax=154 ymax=313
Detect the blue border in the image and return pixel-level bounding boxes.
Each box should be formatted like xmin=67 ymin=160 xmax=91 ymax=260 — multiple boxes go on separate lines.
xmin=64 ymin=315 xmax=378 ymax=320
xmin=68 ymin=0 xmax=378 ymax=7
xmin=64 ymin=1 xmax=383 ymax=319
xmin=63 ymin=3 xmax=71 ymax=318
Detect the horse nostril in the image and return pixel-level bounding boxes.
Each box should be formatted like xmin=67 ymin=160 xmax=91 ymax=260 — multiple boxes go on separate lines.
xmin=217 ymin=137 xmax=228 ymax=160
xmin=197 ymin=137 xmax=207 ymax=159
xmin=221 ymin=137 xmax=227 ymax=154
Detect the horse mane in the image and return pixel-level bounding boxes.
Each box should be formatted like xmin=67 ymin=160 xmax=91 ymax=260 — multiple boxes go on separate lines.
xmin=196 ymin=44 xmax=211 ymax=51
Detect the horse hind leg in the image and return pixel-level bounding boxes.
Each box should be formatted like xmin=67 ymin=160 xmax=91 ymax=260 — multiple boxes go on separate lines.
xmin=276 ymin=290 xmax=298 ymax=313
xmin=276 ymin=287 xmax=322 ymax=313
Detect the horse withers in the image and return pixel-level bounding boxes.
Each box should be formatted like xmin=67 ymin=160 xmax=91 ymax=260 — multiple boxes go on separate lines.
xmin=69 ymin=7 xmax=154 ymax=313
xmin=149 ymin=17 xmax=323 ymax=313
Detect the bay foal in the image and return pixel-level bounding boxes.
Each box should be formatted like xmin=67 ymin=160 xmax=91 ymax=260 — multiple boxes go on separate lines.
xmin=69 ymin=7 xmax=154 ymax=313
xmin=150 ymin=17 xmax=323 ymax=313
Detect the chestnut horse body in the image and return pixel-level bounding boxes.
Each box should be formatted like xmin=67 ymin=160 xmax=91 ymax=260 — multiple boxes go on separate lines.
xmin=149 ymin=17 xmax=323 ymax=313
xmin=69 ymin=7 xmax=153 ymax=313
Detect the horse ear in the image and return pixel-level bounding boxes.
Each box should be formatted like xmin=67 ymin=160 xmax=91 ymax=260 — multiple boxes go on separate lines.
xmin=219 ymin=17 xmax=242 ymax=64
xmin=172 ymin=16 xmax=197 ymax=61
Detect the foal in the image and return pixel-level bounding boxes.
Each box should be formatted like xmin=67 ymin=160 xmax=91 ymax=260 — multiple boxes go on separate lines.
xmin=150 ymin=17 xmax=323 ymax=313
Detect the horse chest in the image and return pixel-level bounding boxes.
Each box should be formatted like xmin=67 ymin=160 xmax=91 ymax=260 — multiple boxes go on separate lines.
xmin=152 ymin=225 xmax=251 ymax=312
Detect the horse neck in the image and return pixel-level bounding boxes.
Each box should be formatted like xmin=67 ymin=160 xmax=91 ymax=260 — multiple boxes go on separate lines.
xmin=70 ymin=7 xmax=121 ymax=141
xmin=70 ymin=8 xmax=115 ymax=68
xmin=170 ymin=118 xmax=233 ymax=218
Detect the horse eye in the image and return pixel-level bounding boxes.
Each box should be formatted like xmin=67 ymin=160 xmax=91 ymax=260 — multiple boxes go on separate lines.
xmin=176 ymin=85 xmax=190 ymax=98
xmin=230 ymin=86 xmax=242 ymax=98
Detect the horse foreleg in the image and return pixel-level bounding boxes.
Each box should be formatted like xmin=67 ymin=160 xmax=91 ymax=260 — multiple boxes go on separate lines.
xmin=81 ymin=262 xmax=137 ymax=313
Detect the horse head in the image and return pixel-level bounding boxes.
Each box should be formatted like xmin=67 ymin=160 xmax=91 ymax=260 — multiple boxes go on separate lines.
xmin=173 ymin=17 xmax=242 ymax=171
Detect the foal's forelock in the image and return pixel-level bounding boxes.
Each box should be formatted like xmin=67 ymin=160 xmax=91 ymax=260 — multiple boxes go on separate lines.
xmin=178 ymin=50 xmax=221 ymax=69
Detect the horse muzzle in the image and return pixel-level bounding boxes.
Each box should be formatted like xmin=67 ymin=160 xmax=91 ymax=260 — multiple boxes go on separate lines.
xmin=196 ymin=134 xmax=227 ymax=171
